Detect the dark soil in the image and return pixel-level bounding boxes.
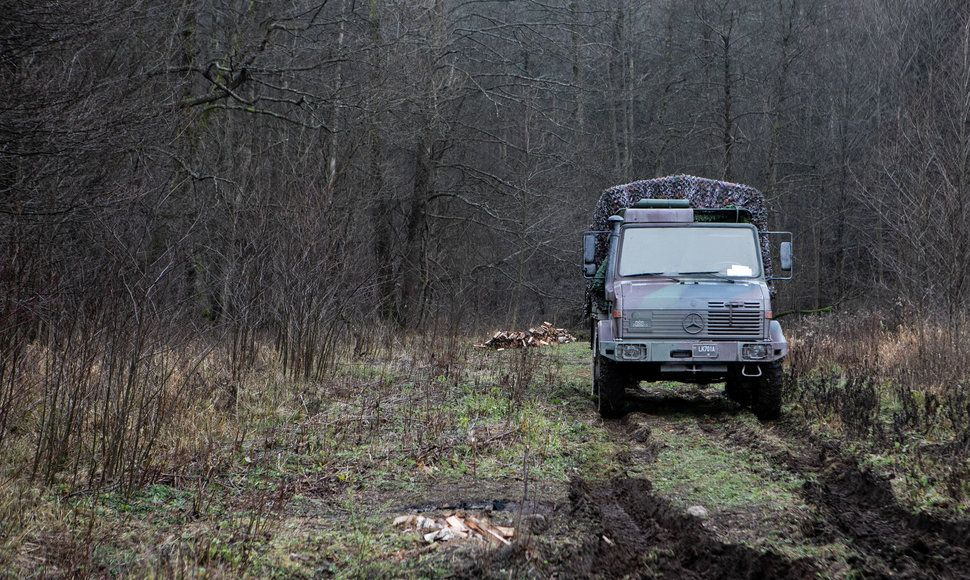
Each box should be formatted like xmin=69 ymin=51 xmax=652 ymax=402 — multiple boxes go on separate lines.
xmin=793 ymin=439 xmax=970 ymax=578
xmin=706 ymin=419 xmax=970 ymax=579
xmin=456 ymin=390 xmax=970 ymax=579
xmin=458 ymin=476 xmax=817 ymax=579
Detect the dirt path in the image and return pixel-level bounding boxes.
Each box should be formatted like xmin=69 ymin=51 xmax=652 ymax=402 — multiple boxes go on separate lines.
xmin=459 ymin=386 xmax=970 ymax=579
xmin=708 ymin=417 xmax=970 ymax=578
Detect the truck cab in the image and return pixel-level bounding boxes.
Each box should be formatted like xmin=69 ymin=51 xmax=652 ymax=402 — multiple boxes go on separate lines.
xmin=584 ymin=198 xmax=792 ymax=420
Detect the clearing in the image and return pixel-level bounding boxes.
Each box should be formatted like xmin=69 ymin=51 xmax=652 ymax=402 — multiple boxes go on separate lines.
xmin=5 ymin=340 xmax=970 ymax=578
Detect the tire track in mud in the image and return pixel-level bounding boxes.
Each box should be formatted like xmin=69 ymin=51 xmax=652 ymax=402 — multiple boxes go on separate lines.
xmin=463 ymin=389 xmax=970 ymax=579
xmin=709 ymin=420 xmax=970 ymax=579
xmin=624 ymin=388 xmax=970 ymax=578
xmin=462 ymin=391 xmax=821 ymax=579
xmin=560 ymin=476 xmax=819 ymax=579
xmin=462 ymin=473 xmax=819 ymax=580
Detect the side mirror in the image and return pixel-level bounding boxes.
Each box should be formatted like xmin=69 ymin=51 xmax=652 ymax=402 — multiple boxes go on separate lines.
xmin=583 ymin=233 xmax=599 ymax=278
xmin=779 ymin=241 xmax=793 ymax=272
xmin=763 ymin=231 xmax=793 ymax=281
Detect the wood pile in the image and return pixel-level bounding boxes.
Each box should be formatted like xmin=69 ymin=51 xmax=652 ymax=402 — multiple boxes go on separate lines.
xmin=476 ymin=322 xmax=576 ymax=349
xmin=392 ymin=512 xmax=514 ymax=545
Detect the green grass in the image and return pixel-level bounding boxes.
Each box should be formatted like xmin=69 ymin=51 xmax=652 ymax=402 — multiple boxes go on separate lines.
xmin=0 ymin=339 xmax=623 ymax=577
xmin=645 ymin=420 xmax=805 ymax=511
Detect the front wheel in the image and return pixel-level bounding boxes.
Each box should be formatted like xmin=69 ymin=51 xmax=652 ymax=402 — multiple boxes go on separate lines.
xmin=593 ymin=332 xmax=628 ymax=419
xmin=750 ymin=361 xmax=783 ymax=421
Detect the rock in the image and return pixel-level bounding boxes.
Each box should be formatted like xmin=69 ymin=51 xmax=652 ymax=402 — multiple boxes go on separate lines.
xmin=687 ymin=505 xmax=709 ymax=519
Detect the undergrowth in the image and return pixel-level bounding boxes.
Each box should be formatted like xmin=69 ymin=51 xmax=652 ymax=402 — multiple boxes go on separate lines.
xmin=785 ymin=311 xmax=970 ymax=513
xmin=0 ymin=329 xmax=608 ymax=576
xmin=5 ymin=307 xmax=970 ymax=575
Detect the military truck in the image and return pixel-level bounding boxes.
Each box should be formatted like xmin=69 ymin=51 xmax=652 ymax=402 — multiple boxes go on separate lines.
xmin=583 ymin=175 xmax=792 ymax=420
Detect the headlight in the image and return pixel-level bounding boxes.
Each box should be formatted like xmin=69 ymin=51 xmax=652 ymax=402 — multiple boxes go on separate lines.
xmin=742 ymin=344 xmax=768 ymax=360
xmin=619 ymin=344 xmax=644 ymax=360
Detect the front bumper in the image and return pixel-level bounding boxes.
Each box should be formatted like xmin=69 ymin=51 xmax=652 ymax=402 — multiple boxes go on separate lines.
xmin=599 ymin=321 xmax=788 ymax=369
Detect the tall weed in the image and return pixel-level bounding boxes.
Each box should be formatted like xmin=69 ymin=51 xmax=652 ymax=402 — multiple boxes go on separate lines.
xmin=787 ymin=311 xmax=970 ymax=507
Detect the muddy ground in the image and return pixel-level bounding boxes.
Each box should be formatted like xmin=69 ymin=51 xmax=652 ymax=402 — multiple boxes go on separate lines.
xmin=426 ymin=388 xmax=970 ymax=579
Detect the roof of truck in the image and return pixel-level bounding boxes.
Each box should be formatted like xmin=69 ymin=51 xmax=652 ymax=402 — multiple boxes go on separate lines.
xmin=590 ymin=174 xmax=768 ymax=234
xmin=588 ymin=174 xmax=772 ymax=277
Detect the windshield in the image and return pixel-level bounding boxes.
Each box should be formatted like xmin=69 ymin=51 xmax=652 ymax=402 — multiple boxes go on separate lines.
xmin=617 ymin=225 xmax=761 ymax=278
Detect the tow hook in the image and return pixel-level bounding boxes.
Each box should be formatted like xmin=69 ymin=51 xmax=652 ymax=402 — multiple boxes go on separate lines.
xmin=741 ymin=364 xmax=762 ymax=378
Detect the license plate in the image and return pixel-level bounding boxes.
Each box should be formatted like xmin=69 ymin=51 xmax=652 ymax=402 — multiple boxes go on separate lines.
xmin=692 ymin=344 xmax=718 ymax=358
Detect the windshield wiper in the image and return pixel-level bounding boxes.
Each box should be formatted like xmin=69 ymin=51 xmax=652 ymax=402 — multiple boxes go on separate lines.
xmin=676 ymin=271 xmax=737 ymax=283
xmin=624 ymin=272 xmax=683 ymax=282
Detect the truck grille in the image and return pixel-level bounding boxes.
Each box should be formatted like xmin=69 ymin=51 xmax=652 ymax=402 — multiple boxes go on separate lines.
xmin=622 ymin=303 xmax=764 ymax=339
xmin=707 ymin=310 xmax=762 ymax=335
xmin=707 ymin=301 xmax=763 ymax=336
xmin=708 ymin=300 xmax=760 ymax=309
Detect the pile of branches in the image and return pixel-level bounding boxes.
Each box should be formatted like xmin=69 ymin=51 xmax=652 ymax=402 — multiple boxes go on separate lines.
xmin=477 ymin=322 xmax=576 ymax=349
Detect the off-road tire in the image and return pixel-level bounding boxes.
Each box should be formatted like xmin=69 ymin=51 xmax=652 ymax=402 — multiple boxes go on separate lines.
xmin=751 ymin=361 xmax=783 ymax=421
xmin=595 ymin=353 xmax=628 ymax=419
xmin=592 ymin=330 xmax=627 ymax=419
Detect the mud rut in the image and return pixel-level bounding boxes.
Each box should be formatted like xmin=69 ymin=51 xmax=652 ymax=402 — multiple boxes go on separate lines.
xmin=460 ymin=390 xmax=970 ymax=579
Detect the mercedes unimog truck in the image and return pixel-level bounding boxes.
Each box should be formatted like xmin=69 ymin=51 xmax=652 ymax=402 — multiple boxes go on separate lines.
xmin=583 ymin=175 xmax=792 ymax=420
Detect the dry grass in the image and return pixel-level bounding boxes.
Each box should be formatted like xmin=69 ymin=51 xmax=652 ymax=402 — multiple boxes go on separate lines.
xmin=785 ymin=312 xmax=970 ymax=511
xmin=0 ymin=323 xmax=610 ymax=577
xmin=6 ymin=308 xmax=970 ymax=575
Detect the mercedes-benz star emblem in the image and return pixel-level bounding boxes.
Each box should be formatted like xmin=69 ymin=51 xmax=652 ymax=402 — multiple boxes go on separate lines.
xmin=683 ymin=313 xmax=704 ymax=334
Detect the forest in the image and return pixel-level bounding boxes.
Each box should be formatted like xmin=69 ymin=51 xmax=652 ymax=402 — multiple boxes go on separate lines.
xmin=7 ymin=0 xmax=970 ymax=341
xmin=4 ymin=0 xmax=970 ymax=577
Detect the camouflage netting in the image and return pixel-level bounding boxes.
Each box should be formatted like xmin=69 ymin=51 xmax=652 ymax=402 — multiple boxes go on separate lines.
xmin=586 ymin=175 xmax=774 ymax=315
xmin=591 ymin=174 xmax=767 ymax=232
xmin=589 ymin=174 xmax=771 ymax=272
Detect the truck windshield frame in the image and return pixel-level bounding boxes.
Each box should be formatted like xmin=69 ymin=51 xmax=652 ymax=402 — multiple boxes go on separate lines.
xmin=616 ymin=223 xmax=762 ymax=279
